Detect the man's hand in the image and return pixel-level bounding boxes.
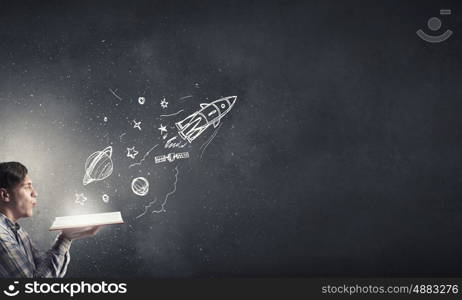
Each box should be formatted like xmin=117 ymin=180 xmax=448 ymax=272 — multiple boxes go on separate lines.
xmin=60 ymin=225 xmax=103 ymax=241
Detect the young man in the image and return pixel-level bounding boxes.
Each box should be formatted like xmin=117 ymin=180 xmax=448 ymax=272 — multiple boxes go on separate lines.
xmin=0 ymin=161 xmax=102 ymax=278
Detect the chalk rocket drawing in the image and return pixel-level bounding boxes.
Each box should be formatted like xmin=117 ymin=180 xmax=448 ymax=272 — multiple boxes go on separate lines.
xmin=155 ymin=152 xmax=189 ymax=164
xmin=132 ymin=177 xmax=149 ymax=196
xmin=83 ymin=146 xmax=114 ymax=185
xmin=175 ymin=96 xmax=237 ymax=143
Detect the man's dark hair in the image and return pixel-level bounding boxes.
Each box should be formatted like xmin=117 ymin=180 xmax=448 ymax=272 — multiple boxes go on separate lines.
xmin=0 ymin=162 xmax=28 ymax=190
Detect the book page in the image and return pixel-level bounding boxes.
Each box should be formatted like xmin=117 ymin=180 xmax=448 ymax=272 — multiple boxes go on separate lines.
xmin=49 ymin=212 xmax=124 ymax=230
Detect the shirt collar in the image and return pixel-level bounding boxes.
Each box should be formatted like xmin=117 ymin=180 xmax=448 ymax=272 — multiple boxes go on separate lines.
xmin=0 ymin=212 xmax=21 ymax=232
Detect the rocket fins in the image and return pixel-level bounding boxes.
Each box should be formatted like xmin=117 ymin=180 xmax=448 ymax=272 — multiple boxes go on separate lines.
xmin=175 ymin=122 xmax=184 ymax=131
xmin=213 ymin=120 xmax=220 ymax=128
xmin=200 ymin=103 xmax=208 ymax=109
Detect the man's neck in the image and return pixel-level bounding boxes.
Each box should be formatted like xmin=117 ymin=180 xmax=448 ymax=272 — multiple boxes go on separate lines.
xmin=0 ymin=209 xmax=18 ymax=223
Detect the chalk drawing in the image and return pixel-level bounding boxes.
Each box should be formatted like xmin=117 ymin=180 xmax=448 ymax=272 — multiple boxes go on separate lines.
xmin=126 ymin=146 xmax=139 ymax=159
xmin=175 ymin=96 xmax=236 ymax=143
xmin=155 ymin=152 xmax=189 ymax=164
xmin=131 ymin=177 xmax=149 ymax=196
xmin=75 ymin=193 xmax=88 ymax=206
xmin=160 ymin=98 xmax=168 ymax=109
xmin=83 ymin=146 xmax=114 ymax=185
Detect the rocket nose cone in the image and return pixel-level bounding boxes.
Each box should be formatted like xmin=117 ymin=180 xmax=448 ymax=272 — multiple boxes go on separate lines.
xmin=227 ymin=96 xmax=237 ymax=107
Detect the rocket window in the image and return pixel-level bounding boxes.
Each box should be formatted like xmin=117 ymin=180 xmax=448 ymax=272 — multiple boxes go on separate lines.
xmin=202 ymin=105 xmax=218 ymax=117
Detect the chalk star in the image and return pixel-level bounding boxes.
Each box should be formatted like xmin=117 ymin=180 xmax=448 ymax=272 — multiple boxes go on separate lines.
xmin=133 ymin=120 xmax=142 ymax=131
xmin=158 ymin=124 xmax=168 ymax=134
xmin=160 ymin=98 xmax=168 ymax=109
xmin=126 ymin=146 xmax=139 ymax=159
xmin=75 ymin=193 xmax=87 ymax=206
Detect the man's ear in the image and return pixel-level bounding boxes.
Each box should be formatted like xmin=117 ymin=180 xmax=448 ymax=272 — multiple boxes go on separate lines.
xmin=0 ymin=188 xmax=10 ymax=203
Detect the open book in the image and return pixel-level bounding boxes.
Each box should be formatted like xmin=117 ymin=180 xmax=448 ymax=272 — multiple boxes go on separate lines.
xmin=49 ymin=212 xmax=124 ymax=231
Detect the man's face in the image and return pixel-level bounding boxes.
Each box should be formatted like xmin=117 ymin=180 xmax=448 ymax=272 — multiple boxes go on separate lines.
xmin=9 ymin=175 xmax=38 ymax=219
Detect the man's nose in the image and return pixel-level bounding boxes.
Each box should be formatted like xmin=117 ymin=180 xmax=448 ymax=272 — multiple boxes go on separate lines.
xmin=31 ymin=188 xmax=38 ymax=198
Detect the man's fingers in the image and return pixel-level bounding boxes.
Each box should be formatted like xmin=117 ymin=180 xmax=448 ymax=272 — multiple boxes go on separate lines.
xmin=61 ymin=225 xmax=104 ymax=240
xmin=86 ymin=225 xmax=103 ymax=236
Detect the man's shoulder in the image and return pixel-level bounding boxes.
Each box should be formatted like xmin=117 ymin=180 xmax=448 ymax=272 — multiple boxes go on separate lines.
xmin=17 ymin=228 xmax=30 ymax=240
xmin=0 ymin=223 xmax=10 ymax=235
xmin=0 ymin=226 xmax=15 ymax=243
